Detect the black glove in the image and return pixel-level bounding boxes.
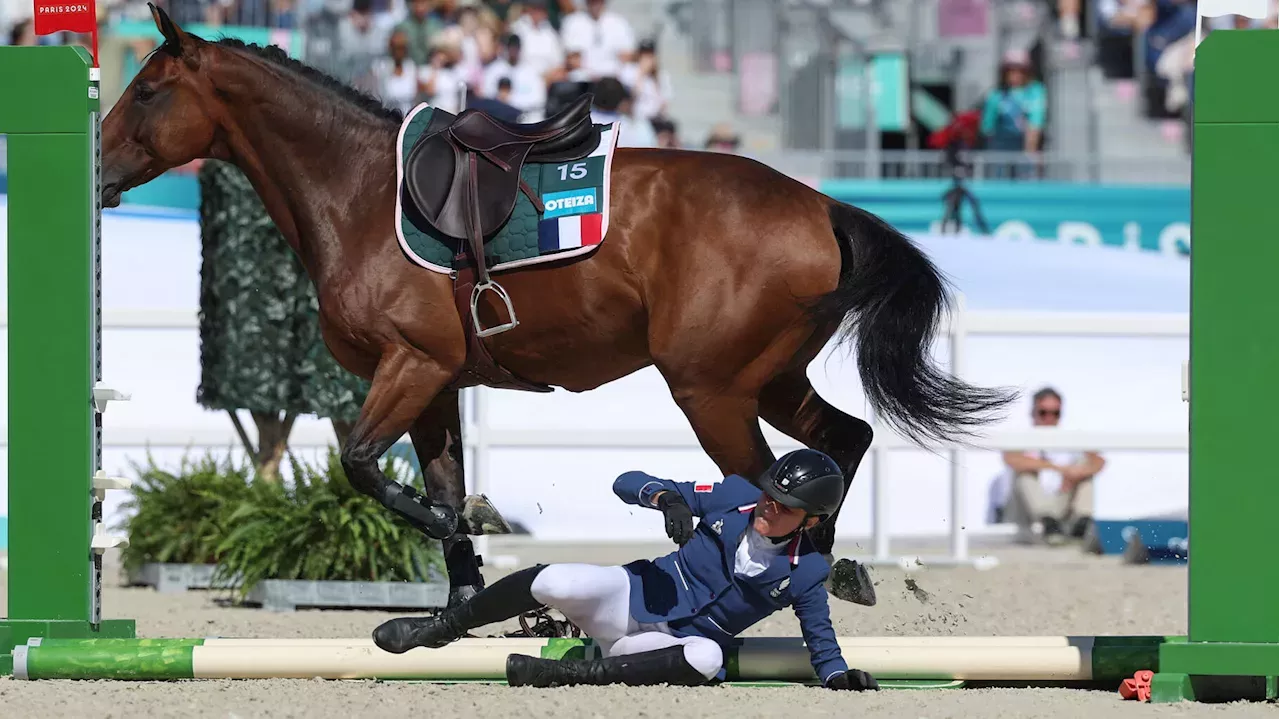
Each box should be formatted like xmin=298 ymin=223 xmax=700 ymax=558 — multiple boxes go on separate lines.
xmin=826 ymin=668 xmax=880 ymax=691
xmin=655 ymin=491 xmax=695 ymax=546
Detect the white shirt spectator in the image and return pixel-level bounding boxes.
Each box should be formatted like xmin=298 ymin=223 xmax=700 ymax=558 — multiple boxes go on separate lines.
xmin=483 ymin=60 xmax=548 ymax=120
xmin=371 ymin=57 xmax=421 ymax=114
xmin=510 ymin=13 xmax=565 ymax=77
xmin=560 ymin=8 xmax=637 ymax=79
xmin=618 ymin=63 xmax=673 ymax=121
xmin=419 ymin=63 xmax=467 ymax=113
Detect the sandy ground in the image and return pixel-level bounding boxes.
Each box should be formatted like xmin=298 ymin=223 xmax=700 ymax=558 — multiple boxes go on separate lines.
xmin=0 ymin=539 xmax=1272 ymax=719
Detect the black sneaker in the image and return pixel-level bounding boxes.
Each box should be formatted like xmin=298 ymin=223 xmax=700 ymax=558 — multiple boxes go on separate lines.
xmin=1041 ymin=516 xmax=1066 ymax=545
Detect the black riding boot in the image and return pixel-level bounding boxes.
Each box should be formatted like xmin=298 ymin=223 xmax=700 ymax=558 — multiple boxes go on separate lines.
xmin=373 ymin=564 xmax=547 ymax=653
xmin=506 ymin=645 xmax=711 ymax=688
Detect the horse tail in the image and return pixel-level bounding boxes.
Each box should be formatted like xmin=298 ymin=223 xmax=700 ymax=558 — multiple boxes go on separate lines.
xmin=809 ymin=201 xmax=1018 ymax=446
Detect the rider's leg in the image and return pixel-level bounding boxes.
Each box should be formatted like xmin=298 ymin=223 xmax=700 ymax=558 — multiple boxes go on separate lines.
xmin=372 ymin=562 xmax=635 ymax=653
xmin=505 ymin=630 xmax=718 ymax=688
xmin=608 ymin=632 xmax=723 ymax=680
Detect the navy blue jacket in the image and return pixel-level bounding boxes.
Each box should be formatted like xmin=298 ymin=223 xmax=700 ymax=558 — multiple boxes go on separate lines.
xmin=612 ymin=470 xmax=849 ymax=684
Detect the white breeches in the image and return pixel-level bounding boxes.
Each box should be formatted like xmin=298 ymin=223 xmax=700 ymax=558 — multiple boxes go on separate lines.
xmin=530 ymin=563 xmax=723 ymax=680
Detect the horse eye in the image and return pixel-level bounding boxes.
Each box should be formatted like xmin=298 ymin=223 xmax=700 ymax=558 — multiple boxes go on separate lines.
xmin=135 ymin=85 xmax=155 ymax=103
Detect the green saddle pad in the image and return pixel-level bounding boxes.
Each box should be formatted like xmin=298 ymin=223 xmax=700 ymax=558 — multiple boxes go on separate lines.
xmin=395 ymin=104 xmax=619 ymax=274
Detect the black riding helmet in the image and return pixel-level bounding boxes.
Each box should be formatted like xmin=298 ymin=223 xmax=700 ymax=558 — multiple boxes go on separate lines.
xmin=760 ymin=449 xmax=846 ymax=520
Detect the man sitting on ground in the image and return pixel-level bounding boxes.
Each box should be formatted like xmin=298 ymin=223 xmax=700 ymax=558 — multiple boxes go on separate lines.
xmin=372 ymin=449 xmax=879 ymax=691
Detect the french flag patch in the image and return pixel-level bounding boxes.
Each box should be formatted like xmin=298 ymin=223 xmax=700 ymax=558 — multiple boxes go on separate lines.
xmin=538 ymin=213 xmax=603 ymax=252
xmin=694 ymin=483 xmax=714 ymax=493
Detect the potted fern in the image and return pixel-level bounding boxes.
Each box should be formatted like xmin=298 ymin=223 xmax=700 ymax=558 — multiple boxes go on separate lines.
xmin=119 ymin=451 xmax=254 ymax=592
xmin=211 ymin=447 xmax=448 ymax=611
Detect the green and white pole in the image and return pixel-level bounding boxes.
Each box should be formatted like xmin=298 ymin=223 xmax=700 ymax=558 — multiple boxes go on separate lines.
xmin=0 ymin=45 xmax=136 ymax=676
xmin=14 ymin=635 xmax=1172 ymax=682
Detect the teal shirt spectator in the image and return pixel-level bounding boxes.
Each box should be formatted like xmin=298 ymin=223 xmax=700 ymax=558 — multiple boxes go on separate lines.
xmin=980 ymin=80 xmax=1047 ymax=151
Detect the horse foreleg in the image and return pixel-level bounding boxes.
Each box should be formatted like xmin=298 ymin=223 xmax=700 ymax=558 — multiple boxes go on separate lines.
xmin=758 ymin=369 xmax=874 ymax=559
xmin=341 ymin=348 xmax=459 ymax=540
xmin=408 ymin=390 xmax=510 ymax=607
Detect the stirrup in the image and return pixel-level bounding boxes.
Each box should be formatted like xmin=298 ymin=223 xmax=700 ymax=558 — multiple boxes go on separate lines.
xmin=471 ymin=279 xmax=519 ymax=337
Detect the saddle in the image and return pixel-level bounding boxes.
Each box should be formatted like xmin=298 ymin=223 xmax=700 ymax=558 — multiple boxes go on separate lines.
xmin=401 ymin=94 xmax=603 ymax=392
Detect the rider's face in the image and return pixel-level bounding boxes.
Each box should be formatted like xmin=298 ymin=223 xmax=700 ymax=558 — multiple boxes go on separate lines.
xmin=753 ymin=494 xmax=810 ymax=538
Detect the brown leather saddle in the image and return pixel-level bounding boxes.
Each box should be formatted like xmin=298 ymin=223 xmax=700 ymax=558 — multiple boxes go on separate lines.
xmin=401 ymin=94 xmax=603 ymax=392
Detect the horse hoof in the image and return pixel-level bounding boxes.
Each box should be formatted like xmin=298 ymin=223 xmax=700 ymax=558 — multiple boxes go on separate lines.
xmin=827 ymin=558 xmax=877 ymax=607
xmin=460 ymin=494 xmax=514 ymax=535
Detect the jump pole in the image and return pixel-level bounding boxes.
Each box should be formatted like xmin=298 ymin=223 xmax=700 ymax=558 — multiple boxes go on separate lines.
xmin=1149 ymin=28 xmax=1278 ymax=704
xmin=0 ymin=44 xmax=136 ymax=675
xmin=13 ymin=635 xmax=1173 ymax=682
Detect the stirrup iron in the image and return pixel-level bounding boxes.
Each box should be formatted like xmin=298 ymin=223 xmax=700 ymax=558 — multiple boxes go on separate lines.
xmin=471 ymin=279 xmax=519 ymax=337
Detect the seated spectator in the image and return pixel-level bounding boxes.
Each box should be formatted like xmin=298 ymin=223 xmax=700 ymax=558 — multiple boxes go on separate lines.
xmin=979 ymin=48 xmax=1046 ymax=179
xmin=589 ymin=76 xmax=656 ymax=148
xmin=455 ymin=4 xmax=497 ymax=90
xmin=482 ymin=34 xmax=549 ymax=121
xmin=1137 ymin=0 xmax=1198 ymax=75
xmin=418 ymin=33 xmax=468 ymax=113
xmin=618 ymin=40 xmax=673 ymax=123
xmin=336 ymin=0 xmax=395 ymax=93
xmin=8 ymin=18 xmax=36 ymax=45
xmin=990 ymin=387 xmax=1105 ymax=545
xmin=704 ymin=123 xmax=741 ymax=153
xmin=651 ymin=117 xmax=681 ymax=149
xmin=396 ymin=0 xmax=448 ymax=65
xmin=561 ymin=0 xmax=636 ymax=80
xmin=468 ymin=76 xmax=523 ymax=122
xmin=510 ymin=0 xmax=565 ymax=77
xmin=370 ymin=28 xmax=421 ymax=114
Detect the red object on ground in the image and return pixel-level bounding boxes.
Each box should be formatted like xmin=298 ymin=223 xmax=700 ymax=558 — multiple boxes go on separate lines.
xmin=1119 ymin=669 xmax=1154 ymax=701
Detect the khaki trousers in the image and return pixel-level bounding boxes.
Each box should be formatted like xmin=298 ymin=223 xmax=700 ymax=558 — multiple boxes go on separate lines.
xmin=1007 ymin=471 xmax=1094 ymax=528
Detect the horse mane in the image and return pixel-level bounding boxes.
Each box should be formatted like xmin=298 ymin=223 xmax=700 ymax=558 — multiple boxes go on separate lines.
xmin=208 ymin=37 xmax=405 ymax=125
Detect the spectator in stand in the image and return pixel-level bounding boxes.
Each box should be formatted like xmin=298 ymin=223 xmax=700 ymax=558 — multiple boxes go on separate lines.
xmin=590 ymin=76 xmax=656 ymax=148
xmin=468 ymin=76 xmax=523 ymax=122
xmin=979 ymin=48 xmax=1046 ymax=179
xmin=396 ymin=0 xmax=449 ymax=65
xmin=652 ymin=117 xmax=681 ymax=149
xmin=619 ymin=40 xmax=673 ymax=123
xmin=704 ymin=123 xmax=741 ymax=153
xmin=510 ymin=0 xmax=564 ymax=78
xmin=418 ymin=31 xmax=468 ymax=112
xmin=990 ymin=387 xmax=1105 ymax=546
xmin=561 ymin=0 xmax=636 ymax=80
xmin=481 ymin=34 xmax=549 ymax=121
xmin=454 ymin=4 xmax=500 ymax=91
xmin=1137 ymin=0 xmax=1198 ymax=75
xmin=337 ymin=0 xmax=395 ymax=93
xmin=371 ymin=27 xmax=422 ymax=114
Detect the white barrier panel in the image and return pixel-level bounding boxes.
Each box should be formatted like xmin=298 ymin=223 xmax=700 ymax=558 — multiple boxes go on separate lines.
xmin=0 ymin=202 xmax=1191 ymax=559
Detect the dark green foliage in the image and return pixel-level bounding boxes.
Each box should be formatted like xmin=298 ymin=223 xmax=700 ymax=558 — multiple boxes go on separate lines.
xmin=196 ymin=159 xmax=370 ymax=423
xmin=117 ymin=451 xmax=256 ymax=574
xmin=211 ymin=448 xmax=445 ymax=598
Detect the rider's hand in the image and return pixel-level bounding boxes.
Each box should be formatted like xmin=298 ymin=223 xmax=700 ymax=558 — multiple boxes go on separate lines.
xmin=655 ymin=491 xmax=695 ymax=546
xmin=826 ymin=668 xmax=880 ymax=691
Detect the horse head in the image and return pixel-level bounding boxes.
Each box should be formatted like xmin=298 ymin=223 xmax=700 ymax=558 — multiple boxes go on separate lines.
xmin=101 ymin=3 xmax=222 ymax=207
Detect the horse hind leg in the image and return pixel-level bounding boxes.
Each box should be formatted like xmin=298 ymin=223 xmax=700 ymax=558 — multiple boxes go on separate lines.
xmin=666 ymin=383 xmax=776 ymax=481
xmin=758 ymin=369 xmax=874 ymax=562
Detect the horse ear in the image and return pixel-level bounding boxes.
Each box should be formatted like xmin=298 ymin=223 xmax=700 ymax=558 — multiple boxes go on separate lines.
xmin=148 ymin=2 xmax=189 ymax=57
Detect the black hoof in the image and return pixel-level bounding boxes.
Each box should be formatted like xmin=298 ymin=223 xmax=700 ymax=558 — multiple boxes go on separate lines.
xmin=827 ymin=558 xmax=877 ymax=606
xmin=372 ymin=615 xmax=460 ymax=653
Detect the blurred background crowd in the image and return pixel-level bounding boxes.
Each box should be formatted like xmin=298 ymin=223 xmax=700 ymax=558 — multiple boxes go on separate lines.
xmin=3 ymin=0 xmax=1274 ymax=180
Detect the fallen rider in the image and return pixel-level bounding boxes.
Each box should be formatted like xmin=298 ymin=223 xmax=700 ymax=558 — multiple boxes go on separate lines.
xmin=372 ymin=449 xmax=880 ymax=691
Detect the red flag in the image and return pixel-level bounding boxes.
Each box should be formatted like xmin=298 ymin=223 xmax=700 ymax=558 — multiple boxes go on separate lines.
xmin=32 ymin=0 xmax=99 ymax=66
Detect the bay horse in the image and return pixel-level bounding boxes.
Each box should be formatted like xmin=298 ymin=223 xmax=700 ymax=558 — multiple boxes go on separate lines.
xmin=102 ymin=5 xmax=1015 ymax=606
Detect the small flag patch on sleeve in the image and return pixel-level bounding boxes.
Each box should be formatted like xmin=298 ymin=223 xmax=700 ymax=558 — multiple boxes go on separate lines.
xmin=538 ymin=213 xmax=604 ymax=253
xmin=694 ymin=483 xmax=714 ymax=493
